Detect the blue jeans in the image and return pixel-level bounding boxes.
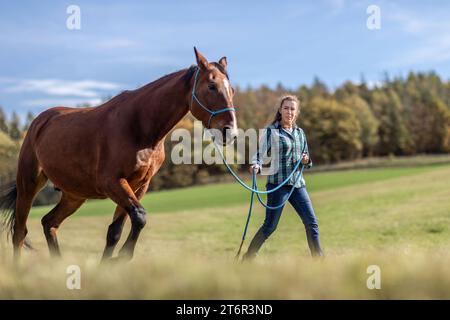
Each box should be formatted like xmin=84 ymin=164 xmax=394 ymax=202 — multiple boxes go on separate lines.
xmin=245 ymin=183 xmax=323 ymax=258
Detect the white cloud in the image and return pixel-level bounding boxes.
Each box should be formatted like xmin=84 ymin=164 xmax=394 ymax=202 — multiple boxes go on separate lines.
xmin=100 ymin=55 xmax=179 ymax=67
xmin=0 ymin=77 xmax=16 ymax=84
xmin=2 ymin=78 xmax=123 ymax=109
xmin=386 ymin=11 xmax=428 ymax=34
xmin=382 ymin=6 xmax=450 ymax=67
xmin=95 ymin=38 xmax=137 ymax=49
xmin=22 ymin=98 xmax=103 ymax=108
xmin=326 ymin=0 xmax=345 ymax=14
xmin=386 ymin=35 xmax=450 ymax=67
xmin=5 ymin=79 xmax=122 ymax=98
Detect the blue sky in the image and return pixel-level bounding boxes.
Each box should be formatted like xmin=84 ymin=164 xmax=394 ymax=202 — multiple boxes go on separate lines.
xmin=1 ymin=0 xmax=450 ymax=118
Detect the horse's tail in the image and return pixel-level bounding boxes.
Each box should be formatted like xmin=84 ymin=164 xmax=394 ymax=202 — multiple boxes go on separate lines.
xmin=0 ymin=182 xmax=33 ymax=249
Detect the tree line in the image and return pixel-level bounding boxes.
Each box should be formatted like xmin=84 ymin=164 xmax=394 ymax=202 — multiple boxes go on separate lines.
xmin=1 ymin=71 xmax=449 ymax=205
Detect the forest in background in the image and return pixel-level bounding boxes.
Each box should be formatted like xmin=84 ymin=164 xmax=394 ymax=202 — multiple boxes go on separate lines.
xmin=1 ymin=71 xmax=449 ymax=205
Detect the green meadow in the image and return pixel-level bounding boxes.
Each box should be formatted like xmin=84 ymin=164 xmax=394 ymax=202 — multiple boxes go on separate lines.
xmin=1 ymin=162 xmax=449 ymax=299
xmin=30 ymin=163 xmax=448 ymax=217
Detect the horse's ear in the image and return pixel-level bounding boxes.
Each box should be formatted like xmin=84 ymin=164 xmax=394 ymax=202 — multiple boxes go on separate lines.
xmin=194 ymin=47 xmax=209 ymax=70
xmin=218 ymin=56 xmax=227 ymax=70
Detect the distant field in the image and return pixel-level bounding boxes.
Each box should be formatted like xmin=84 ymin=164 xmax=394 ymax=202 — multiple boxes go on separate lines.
xmin=30 ymin=162 xmax=449 ymax=217
xmin=0 ymin=162 xmax=448 ymax=299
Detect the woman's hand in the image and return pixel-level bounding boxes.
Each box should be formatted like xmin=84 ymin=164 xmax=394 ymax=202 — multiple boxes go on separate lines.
xmin=301 ymin=153 xmax=309 ymax=165
xmin=249 ymin=164 xmax=261 ymax=175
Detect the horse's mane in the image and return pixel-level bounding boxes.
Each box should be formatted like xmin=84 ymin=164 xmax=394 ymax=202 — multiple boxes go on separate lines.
xmin=99 ymin=66 xmax=195 ymax=107
xmin=210 ymin=62 xmax=229 ymax=79
xmin=100 ymin=63 xmax=225 ymax=107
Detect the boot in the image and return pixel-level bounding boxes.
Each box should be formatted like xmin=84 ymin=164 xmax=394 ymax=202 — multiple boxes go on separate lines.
xmin=242 ymin=229 xmax=267 ymax=261
xmin=306 ymin=227 xmax=324 ymax=257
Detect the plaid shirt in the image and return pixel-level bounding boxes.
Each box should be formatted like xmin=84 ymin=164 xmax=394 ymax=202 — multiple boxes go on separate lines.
xmin=251 ymin=121 xmax=312 ymax=188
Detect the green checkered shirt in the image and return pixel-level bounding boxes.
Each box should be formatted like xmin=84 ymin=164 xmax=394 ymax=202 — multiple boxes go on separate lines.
xmin=251 ymin=121 xmax=312 ymax=187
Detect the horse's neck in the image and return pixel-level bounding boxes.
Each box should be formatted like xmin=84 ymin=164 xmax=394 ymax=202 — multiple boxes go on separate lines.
xmin=133 ymin=72 xmax=191 ymax=148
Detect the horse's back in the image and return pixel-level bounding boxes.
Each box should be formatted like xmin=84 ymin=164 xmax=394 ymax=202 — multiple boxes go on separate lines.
xmin=34 ymin=105 xmax=97 ymax=140
xmin=23 ymin=106 xmax=104 ymax=197
xmin=27 ymin=106 xmax=93 ymax=143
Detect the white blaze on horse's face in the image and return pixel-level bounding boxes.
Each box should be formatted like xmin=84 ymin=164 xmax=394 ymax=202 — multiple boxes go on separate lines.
xmin=203 ymin=68 xmax=237 ymax=145
xmin=221 ymin=78 xmax=232 ymax=101
xmin=220 ymin=78 xmax=238 ymax=145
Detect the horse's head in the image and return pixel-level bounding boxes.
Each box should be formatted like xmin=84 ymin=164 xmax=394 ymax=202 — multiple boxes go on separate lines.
xmin=190 ymin=47 xmax=238 ymax=146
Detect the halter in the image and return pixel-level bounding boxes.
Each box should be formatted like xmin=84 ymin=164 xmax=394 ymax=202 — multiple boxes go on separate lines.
xmin=190 ymin=66 xmax=307 ymax=261
xmin=190 ymin=67 xmax=236 ymax=129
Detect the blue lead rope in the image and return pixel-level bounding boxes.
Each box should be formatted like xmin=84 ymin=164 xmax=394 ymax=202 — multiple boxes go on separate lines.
xmin=209 ymin=132 xmax=306 ymax=260
xmin=234 ymin=163 xmax=305 ymax=260
xmin=254 ymin=164 xmax=305 ymax=210
xmin=211 ymin=136 xmax=305 ymax=195
xmin=190 ymin=66 xmax=307 ymax=260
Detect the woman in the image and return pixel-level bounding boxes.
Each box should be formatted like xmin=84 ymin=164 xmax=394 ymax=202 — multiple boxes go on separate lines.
xmin=244 ymin=95 xmax=324 ymax=260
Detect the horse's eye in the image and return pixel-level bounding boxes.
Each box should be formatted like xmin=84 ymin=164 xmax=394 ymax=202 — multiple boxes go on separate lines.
xmin=208 ymin=83 xmax=217 ymax=91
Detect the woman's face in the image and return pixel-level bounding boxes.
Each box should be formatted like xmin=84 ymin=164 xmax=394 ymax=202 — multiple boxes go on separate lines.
xmin=280 ymin=100 xmax=298 ymax=126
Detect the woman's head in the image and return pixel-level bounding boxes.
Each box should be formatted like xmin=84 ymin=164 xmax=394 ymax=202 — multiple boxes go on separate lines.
xmin=271 ymin=95 xmax=300 ymax=126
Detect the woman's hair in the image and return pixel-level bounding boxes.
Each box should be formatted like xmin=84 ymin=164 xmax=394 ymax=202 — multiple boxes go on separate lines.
xmin=270 ymin=95 xmax=301 ymax=125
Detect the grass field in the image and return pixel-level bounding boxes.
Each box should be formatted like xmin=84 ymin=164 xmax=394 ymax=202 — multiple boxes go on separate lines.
xmin=1 ymin=162 xmax=450 ymax=299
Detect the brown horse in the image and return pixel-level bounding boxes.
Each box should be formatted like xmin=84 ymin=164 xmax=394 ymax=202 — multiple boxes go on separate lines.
xmin=0 ymin=48 xmax=238 ymax=261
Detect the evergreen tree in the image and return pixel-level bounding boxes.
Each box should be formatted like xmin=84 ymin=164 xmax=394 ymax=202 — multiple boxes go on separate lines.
xmin=8 ymin=111 xmax=22 ymax=141
xmin=23 ymin=111 xmax=35 ymax=132
xmin=0 ymin=107 xmax=8 ymax=134
xmin=341 ymin=95 xmax=379 ymax=156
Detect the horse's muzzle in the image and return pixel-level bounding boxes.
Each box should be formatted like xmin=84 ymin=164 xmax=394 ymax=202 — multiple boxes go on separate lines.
xmin=221 ymin=125 xmax=238 ymax=146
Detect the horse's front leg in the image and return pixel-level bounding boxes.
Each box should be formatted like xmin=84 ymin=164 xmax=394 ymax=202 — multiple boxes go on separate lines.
xmin=101 ymin=206 xmax=127 ymax=261
xmin=102 ymin=178 xmax=149 ymax=260
xmin=101 ymin=180 xmax=150 ymax=261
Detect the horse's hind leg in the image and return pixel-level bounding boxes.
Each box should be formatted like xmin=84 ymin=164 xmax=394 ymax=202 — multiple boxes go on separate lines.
xmin=14 ymin=144 xmax=48 ymax=260
xmin=41 ymin=192 xmax=85 ymax=257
